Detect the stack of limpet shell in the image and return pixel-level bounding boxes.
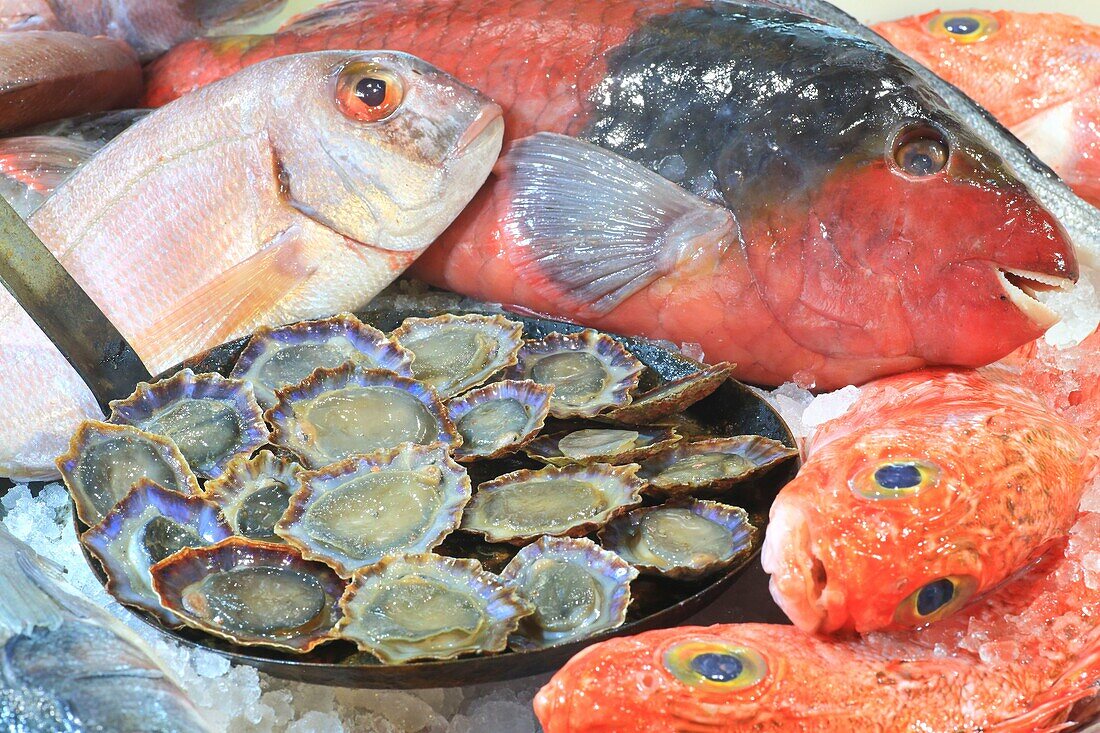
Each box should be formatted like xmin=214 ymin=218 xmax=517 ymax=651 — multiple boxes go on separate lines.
xmin=59 ymin=309 xmax=792 ymax=661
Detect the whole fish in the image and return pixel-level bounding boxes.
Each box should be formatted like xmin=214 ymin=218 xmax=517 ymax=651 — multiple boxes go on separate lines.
xmin=0 ymin=0 xmax=287 ymax=58
xmin=536 ymin=434 xmax=1100 ymax=730
xmin=142 ymin=0 xmax=1095 ymax=390
xmin=0 ymin=31 xmax=141 ymax=134
xmin=761 ymin=369 xmax=1089 ymax=635
xmin=0 ymin=50 xmax=503 ymax=480
xmin=0 ymin=526 xmax=212 ymax=731
xmin=875 ymin=10 xmax=1100 ymax=209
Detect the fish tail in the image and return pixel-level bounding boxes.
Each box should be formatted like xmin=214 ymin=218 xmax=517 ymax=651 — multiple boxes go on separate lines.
xmin=991 ymin=633 xmax=1100 ymax=732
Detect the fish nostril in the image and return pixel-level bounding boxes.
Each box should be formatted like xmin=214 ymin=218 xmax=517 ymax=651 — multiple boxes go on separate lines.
xmin=810 ymin=553 xmax=827 ymax=598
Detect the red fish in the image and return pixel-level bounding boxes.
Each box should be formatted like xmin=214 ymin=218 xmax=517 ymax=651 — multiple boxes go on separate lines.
xmin=875 ymin=10 xmax=1100 ymax=209
xmin=0 ymin=31 xmax=141 ymax=134
xmin=142 ymin=0 xmax=1083 ymax=391
xmin=762 ymin=369 xmax=1090 ymax=635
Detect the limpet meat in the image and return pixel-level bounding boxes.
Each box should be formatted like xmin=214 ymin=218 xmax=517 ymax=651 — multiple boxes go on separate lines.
xmin=447 ymin=380 xmax=552 ymax=461
xmin=335 ymin=554 xmax=532 ymax=664
xmin=81 ymin=479 xmax=232 ymax=625
xmin=265 ymin=364 xmax=460 ymax=468
xmin=150 ymin=538 xmax=346 ymax=652
xmin=499 ymin=536 xmax=637 ymax=650
xmin=460 ymin=463 xmax=644 ymax=544
xmin=58 ymin=420 xmax=200 ymax=526
xmin=524 ymin=427 xmax=681 ymax=467
xmin=504 ymin=330 xmax=644 ymax=418
xmin=599 ymin=500 xmax=759 ymax=579
xmin=108 ymin=370 xmax=269 ymax=479
xmin=390 ymin=313 xmax=524 ymax=399
xmin=639 ymin=436 xmax=798 ymax=497
xmin=229 ymin=314 xmax=414 ymax=408
xmin=204 ymin=450 xmax=304 ymax=543
xmin=276 ymin=444 xmax=471 ymax=576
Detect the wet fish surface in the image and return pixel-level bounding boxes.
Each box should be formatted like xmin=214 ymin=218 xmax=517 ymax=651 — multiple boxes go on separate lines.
xmin=145 ymin=0 xmax=1089 ymax=390
xmin=0 ymin=526 xmax=212 ymax=731
xmin=0 ymin=50 xmax=503 ymax=480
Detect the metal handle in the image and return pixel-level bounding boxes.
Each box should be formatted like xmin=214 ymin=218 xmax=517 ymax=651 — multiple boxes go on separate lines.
xmin=0 ymin=196 xmax=151 ymax=409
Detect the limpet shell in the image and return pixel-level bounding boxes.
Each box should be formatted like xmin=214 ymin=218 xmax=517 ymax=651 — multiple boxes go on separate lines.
xmin=335 ymin=554 xmax=532 ymax=664
xmin=265 ymin=364 xmax=460 ymax=469
xmin=58 ymin=420 xmax=200 ymax=526
xmin=150 ymin=538 xmax=346 ymax=653
xmin=638 ymin=436 xmax=798 ymax=498
xmin=524 ymin=427 xmax=681 ymax=467
xmin=108 ymin=370 xmax=269 ymax=479
xmin=230 ymin=314 xmax=414 ymax=408
xmin=447 ymin=380 xmax=552 ymax=461
xmin=204 ymin=451 xmax=304 ymax=543
xmin=390 ymin=314 xmax=524 ymax=399
xmin=499 ymin=537 xmax=637 ymax=650
xmin=599 ymin=500 xmax=759 ymax=579
xmin=275 ymin=444 xmax=471 ymax=576
xmin=81 ymin=479 xmax=233 ymax=626
xmin=460 ymin=463 xmax=644 ymax=544
xmin=602 ymin=362 xmax=735 ymax=424
xmin=504 ymin=330 xmax=644 ymax=418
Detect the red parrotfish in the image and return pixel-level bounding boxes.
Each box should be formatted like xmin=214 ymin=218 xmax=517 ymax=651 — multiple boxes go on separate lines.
xmin=0 ymin=31 xmax=140 ymax=134
xmin=761 ymin=369 xmax=1090 ymax=635
xmin=875 ymin=10 xmax=1100 ymax=209
xmin=142 ymin=0 xmax=1093 ymax=391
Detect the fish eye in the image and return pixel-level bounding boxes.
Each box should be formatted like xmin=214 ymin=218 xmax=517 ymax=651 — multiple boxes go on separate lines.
xmin=928 ymin=11 xmax=1000 ymax=43
xmin=891 ymin=125 xmax=949 ymax=177
xmin=894 ymin=575 xmax=978 ymax=625
xmin=335 ymin=62 xmax=404 ymax=123
xmin=850 ymin=459 xmax=940 ymax=500
xmin=663 ymin=641 xmax=767 ymax=691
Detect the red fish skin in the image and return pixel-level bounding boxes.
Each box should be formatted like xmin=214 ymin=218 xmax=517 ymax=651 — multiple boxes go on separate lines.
xmin=0 ymin=31 xmax=141 ymax=134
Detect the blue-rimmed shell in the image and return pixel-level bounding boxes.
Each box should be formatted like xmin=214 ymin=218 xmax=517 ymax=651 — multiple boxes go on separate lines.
xmin=499 ymin=537 xmax=637 ymax=651
xmin=334 ymin=554 xmax=532 ymax=664
xmin=460 ymin=463 xmax=644 ymax=544
xmin=638 ymin=436 xmax=798 ymax=498
xmin=150 ymin=538 xmax=346 ymax=653
xmin=602 ymin=362 xmax=735 ymax=425
xmin=265 ymin=364 xmax=460 ymax=469
xmin=275 ymin=444 xmax=471 ymax=576
xmin=108 ymin=370 xmax=269 ymax=479
xmin=204 ymin=450 xmax=304 ymax=543
xmin=598 ymin=500 xmax=759 ymax=580
xmin=229 ymin=314 xmax=414 ymax=408
xmin=390 ymin=314 xmax=524 ymax=399
xmin=447 ymin=380 xmax=552 ymax=461
xmin=524 ymin=427 xmax=681 ymax=467
xmin=504 ymin=330 xmax=644 ymax=419
xmin=58 ymin=420 xmax=200 ymax=526
xmin=81 ymin=479 xmax=232 ymax=626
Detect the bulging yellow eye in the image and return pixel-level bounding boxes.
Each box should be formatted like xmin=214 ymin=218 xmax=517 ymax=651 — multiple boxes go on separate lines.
xmin=850 ymin=459 xmax=940 ymax=500
xmin=928 ymin=12 xmax=999 ymax=43
xmin=664 ymin=641 xmax=767 ymax=691
xmin=894 ymin=575 xmax=978 ymax=626
xmin=336 ymin=62 xmax=404 ymax=123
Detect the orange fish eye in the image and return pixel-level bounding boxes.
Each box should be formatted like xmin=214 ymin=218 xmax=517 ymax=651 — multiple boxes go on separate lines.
xmin=928 ymin=11 xmax=999 ymax=43
xmin=894 ymin=575 xmax=978 ymax=626
xmin=891 ymin=124 xmax=950 ymax=177
xmin=336 ymin=62 xmax=404 ymax=123
xmin=663 ymin=641 xmax=767 ymax=691
xmin=850 ymin=459 xmax=940 ymax=500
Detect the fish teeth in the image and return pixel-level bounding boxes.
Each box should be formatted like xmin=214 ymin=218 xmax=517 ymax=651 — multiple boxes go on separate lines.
xmin=996 ymin=269 xmax=1061 ymax=328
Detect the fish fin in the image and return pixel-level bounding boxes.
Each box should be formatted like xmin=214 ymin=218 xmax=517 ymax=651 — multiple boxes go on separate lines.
xmin=186 ymin=0 xmax=288 ymax=30
xmin=0 ymin=528 xmax=81 ymax=639
xmin=278 ymin=0 xmax=363 ymax=32
xmin=136 ymin=226 xmax=318 ymax=373
xmin=500 ymin=133 xmax=738 ymax=317
xmin=0 ymin=136 xmax=100 ymax=216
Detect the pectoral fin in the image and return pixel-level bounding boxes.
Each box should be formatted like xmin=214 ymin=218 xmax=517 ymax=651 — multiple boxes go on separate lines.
xmin=136 ymin=226 xmax=317 ymax=372
xmin=0 ymin=136 xmax=100 ymax=217
xmin=500 ymin=133 xmax=737 ymax=316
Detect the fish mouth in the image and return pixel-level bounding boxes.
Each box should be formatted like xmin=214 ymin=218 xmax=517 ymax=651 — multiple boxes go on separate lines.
xmin=449 ymin=107 xmax=504 ymax=159
xmin=761 ymin=500 xmax=833 ymax=633
xmin=995 ymin=267 xmax=1074 ymax=329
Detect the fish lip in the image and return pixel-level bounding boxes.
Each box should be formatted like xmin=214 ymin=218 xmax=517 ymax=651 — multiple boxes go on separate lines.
xmin=761 ymin=500 xmax=833 ymax=633
xmin=995 ymin=266 xmax=1073 ymax=329
xmin=449 ymin=106 xmax=504 ymax=159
